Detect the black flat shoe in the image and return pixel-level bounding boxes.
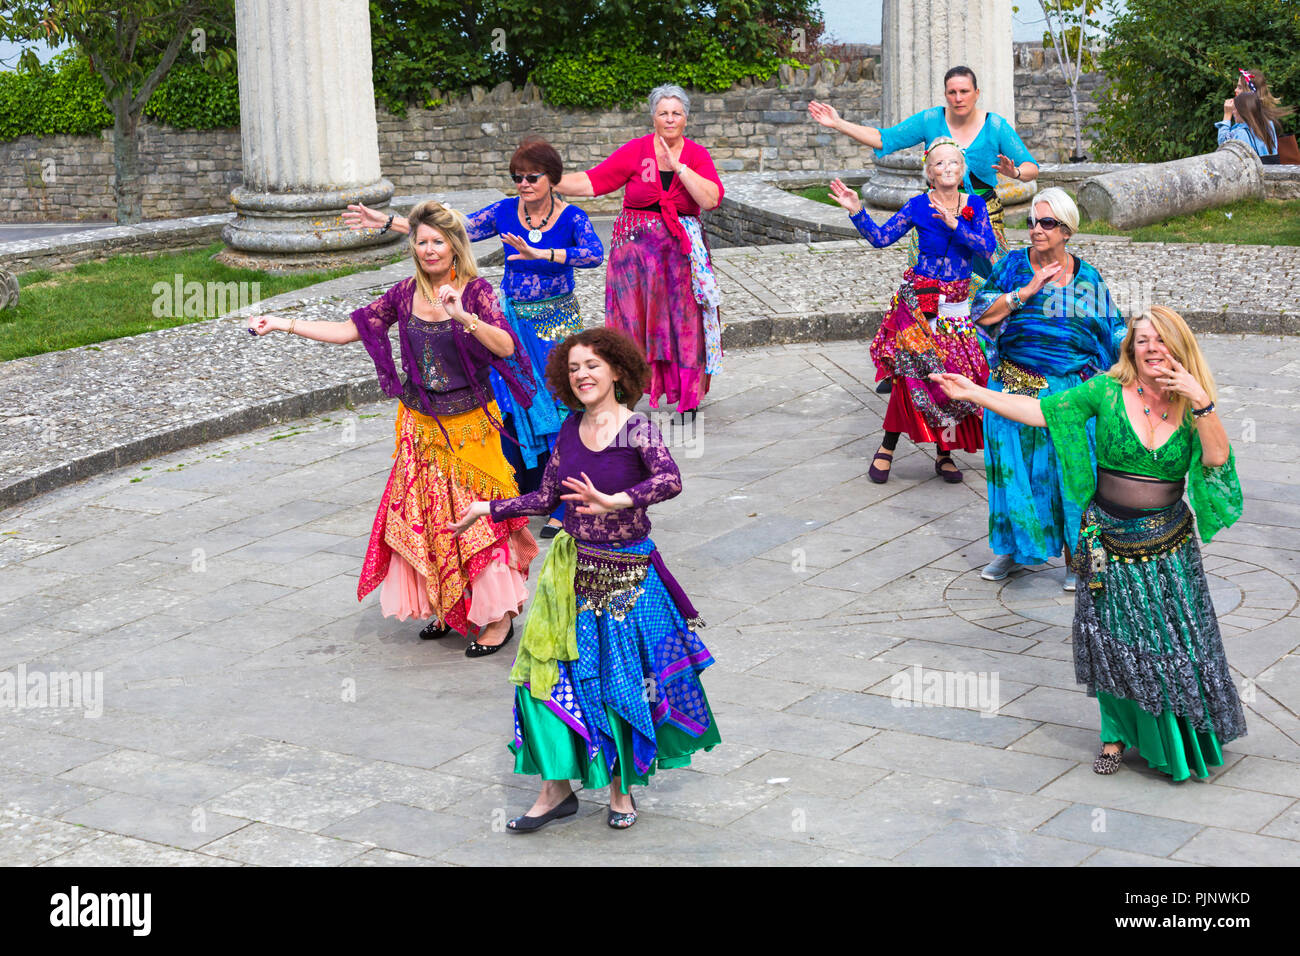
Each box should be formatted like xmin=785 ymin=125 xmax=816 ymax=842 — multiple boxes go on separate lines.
xmin=876 ymin=379 xmax=893 ymax=394
xmin=419 ymin=619 xmax=455 ymax=641
xmin=607 ymin=795 xmax=637 ymax=829
xmin=465 ymin=621 xmax=514 ymax=658
xmin=507 ymin=792 xmax=579 ymax=832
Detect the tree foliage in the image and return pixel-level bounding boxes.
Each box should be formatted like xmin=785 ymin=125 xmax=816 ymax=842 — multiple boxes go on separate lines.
xmin=1092 ymin=0 xmax=1300 ymax=162
xmin=368 ymin=0 xmax=825 ymax=113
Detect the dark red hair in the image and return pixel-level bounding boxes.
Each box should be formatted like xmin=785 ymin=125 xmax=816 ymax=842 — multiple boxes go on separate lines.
xmin=546 ymin=328 xmax=649 ymax=410
xmin=510 ymin=137 xmax=563 ymax=184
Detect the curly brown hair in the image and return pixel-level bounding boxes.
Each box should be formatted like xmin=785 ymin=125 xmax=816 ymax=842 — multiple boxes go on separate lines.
xmin=546 ymin=328 xmax=649 ymax=410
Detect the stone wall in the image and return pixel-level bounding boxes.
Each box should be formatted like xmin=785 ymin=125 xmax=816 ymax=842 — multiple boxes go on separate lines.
xmin=0 ymin=46 xmax=1106 ymax=223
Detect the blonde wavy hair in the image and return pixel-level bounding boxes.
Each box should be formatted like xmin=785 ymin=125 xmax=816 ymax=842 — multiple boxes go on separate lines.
xmin=1110 ymin=305 xmax=1217 ymax=423
xmin=407 ymin=200 xmax=477 ymax=304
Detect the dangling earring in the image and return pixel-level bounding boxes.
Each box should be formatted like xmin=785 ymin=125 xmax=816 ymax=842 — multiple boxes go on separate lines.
xmin=450 ymin=257 xmax=458 ymax=283
xmin=615 ymin=382 xmax=625 ymax=403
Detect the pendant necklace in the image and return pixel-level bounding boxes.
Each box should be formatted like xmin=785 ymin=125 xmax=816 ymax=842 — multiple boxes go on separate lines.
xmin=1136 ymin=384 xmax=1167 ymax=458
xmin=524 ymin=192 xmax=555 ymax=244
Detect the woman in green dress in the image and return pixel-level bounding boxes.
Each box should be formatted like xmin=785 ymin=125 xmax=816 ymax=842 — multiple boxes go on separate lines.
xmin=931 ymin=305 xmax=1246 ymax=781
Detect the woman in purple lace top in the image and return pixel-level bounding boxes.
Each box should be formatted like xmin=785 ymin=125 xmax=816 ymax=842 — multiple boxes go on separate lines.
xmin=449 ymin=328 xmax=719 ymax=831
xmin=250 ymin=201 xmax=539 ymax=657
xmin=346 ymin=138 xmax=605 ymax=539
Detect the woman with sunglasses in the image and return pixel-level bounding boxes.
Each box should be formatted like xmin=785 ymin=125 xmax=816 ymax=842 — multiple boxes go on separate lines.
xmin=554 ymin=85 xmax=724 ymax=419
xmin=347 ymin=138 xmax=605 ymax=545
xmin=970 ymin=187 xmax=1126 ymax=591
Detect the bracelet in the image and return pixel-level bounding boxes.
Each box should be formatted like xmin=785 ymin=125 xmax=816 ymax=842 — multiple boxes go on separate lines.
xmin=288 ymin=318 xmax=297 ymax=335
xmin=1011 ymin=165 xmax=1020 ymax=181
xmin=549 ymin=248 xmax=555 ymax=262
xmin=1192 ymin=402 xmax=1216 ymax=418
xmin=465 ymin=313 xmax=479 ymax=334
xmin=1006 ymin=289 xmax=1023 ymax=311
xmin=379 ymin=214 xmax=395 ymax=235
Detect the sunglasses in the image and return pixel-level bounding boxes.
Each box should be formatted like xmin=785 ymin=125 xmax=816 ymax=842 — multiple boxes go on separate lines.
xmin=1027 ymin=215 xmax=1062 ymax=231
xmin=511 ymin=173 xmax=545 ymax=184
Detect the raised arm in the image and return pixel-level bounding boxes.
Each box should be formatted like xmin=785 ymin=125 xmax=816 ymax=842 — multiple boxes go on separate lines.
xmin=808 ymin=100 xmax=884 ymax=150
xmin=465 ymin=201 xmax=502 ymax=242
xmin=848 ymin=202 xmax=916 ymax=249
xmin=566 ymin=211 xmax=605 ymax=268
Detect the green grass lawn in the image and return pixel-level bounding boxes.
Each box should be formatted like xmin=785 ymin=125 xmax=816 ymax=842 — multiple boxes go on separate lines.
xmin=792 ymin=185 xmax=841 ymax=208
xmin=0 ymin=243 xmax=397 ymax=362
xmin=1073 ymin=197 xmax=1300 ymax=246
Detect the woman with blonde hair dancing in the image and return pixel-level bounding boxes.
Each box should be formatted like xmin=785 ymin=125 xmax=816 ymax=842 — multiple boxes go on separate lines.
xmin=933 ymin=305 xmax=1246 ymax=781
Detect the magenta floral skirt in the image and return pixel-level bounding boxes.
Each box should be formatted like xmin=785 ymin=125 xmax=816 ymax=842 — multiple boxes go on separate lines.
xmin=606 ymin=210 xmax=708 ymax=412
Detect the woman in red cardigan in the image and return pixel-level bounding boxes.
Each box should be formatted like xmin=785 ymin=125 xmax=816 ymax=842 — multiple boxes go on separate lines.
xmin=557 ymin=84 xmax=724 ymax=418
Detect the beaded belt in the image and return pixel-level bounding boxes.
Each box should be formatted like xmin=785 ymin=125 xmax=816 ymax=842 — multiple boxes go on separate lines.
xmin=994 ymin=357 xmax=1049 ymax=396
xmin=611 ymin=208 xmax=667 ymax=250
xmin=574 ymin=543 xmax=650 ymax=621
xmin=510 ymin=292 xmax=582 ymax=343
xmin=1072 ymin=501 xmax=1195 ymax=591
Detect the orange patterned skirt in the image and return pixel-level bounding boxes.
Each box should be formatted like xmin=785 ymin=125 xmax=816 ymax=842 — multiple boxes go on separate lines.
xmin=358 ymin=401 xmax=538 ymax=633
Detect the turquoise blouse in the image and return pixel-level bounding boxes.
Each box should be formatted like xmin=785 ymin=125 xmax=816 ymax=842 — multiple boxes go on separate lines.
xmin=875 ymin=106 xmax=1037 ymax=192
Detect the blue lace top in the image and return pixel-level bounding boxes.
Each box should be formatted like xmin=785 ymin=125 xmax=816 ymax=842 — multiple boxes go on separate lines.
xmin=465 ymin=198 xmax=604 ymax=302
xmin=850 ymin=193 xmax=997 ymax=282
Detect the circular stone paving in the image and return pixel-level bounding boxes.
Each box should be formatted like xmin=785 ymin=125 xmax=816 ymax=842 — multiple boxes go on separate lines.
xmin=943 ymin=557 xmax=1295 ymax=640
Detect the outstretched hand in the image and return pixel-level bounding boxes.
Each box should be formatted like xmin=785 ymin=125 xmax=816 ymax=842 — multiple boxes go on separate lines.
xmin=447 ymin=501 xmax=489 ymax=536
xmin=343 ymin=202 xmax=386 ymax=231
xmin=808 ymin=100 xmax=841 ymax=129
xmin=994 ymin=154 xmax=1019 ymax=179
xmin=828 ymin=178 xmax=862 ymax=215
xmin=928 ymin=372 xmax=980 ymax=403
xmin=560 ymin=472 xmax=620 ymax=516
xmin=502 ymin=232 xmax=541 ymax=260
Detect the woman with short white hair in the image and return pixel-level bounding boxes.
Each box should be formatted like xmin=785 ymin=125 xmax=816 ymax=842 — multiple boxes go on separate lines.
xmin=971 ymin=187 xmax=1127 ymax=590
xmin=556 ymin=85 xmax=724 ymax=419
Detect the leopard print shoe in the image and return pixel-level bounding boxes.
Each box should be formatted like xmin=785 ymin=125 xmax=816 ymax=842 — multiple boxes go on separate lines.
xmin=1093 ymin=746 xmax=1124 ymax=775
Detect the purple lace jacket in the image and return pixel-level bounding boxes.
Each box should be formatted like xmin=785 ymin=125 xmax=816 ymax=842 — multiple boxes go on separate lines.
xmin=490 ymin=412 xmax=682 ymax=543
xmin=350 ymin=276 xmax=535 ymax=430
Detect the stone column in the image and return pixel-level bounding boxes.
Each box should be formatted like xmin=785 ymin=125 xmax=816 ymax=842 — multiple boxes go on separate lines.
xmin=864 ymin=0 xmax=1033 ymax=209
xmin=221 ymin=0 xmax=399 ymax=266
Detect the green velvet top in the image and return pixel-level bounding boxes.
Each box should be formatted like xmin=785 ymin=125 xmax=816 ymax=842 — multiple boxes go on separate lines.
xmin=1040 ymin=373 xmax=1243 ymax=542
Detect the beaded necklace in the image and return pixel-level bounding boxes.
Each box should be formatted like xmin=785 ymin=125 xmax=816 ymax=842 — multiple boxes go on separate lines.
xmin=1136 ymin=383 xmax=1169 ymax=457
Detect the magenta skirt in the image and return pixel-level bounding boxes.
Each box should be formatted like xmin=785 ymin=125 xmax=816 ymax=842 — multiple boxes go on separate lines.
xmin=605 ymin=210 xmax=709 ymax=412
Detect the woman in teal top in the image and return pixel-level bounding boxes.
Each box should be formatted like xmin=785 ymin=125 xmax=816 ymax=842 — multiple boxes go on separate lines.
xmin=932 ymin=306 xmax=1246 ymax=783
xmin=810 ymin=66 xmax=1039 ymax=275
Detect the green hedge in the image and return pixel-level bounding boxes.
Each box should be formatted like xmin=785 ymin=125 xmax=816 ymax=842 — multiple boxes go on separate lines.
xmin=531 ymin=39 xmax=791 ymax=109
xmin=0 ymin=54 xmax=111 ymax=139
xmin=0 ymin=53 xmax=239 ymax=141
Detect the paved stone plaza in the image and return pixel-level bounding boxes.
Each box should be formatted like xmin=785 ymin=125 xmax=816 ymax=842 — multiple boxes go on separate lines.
xmin=1 ymin=330 xmax=1298 ymax=866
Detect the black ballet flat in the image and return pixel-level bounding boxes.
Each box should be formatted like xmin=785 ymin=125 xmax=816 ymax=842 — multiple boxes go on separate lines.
xmin=507 ymin=792 xmax=579 ymax=832
xmin=607 ymin=795 xmax=637 ymax=829
xmin=465 ymin=621 xmax=514 ymax=658
xmin=419 ymin=619 xmax=455 ymax=641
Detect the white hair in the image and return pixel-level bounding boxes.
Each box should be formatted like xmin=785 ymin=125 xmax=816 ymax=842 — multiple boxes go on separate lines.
xmin=1032 ymin=187 xmax=1080 ymax=234
xmin=648 ymin=84 xmax=690 ymax=117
